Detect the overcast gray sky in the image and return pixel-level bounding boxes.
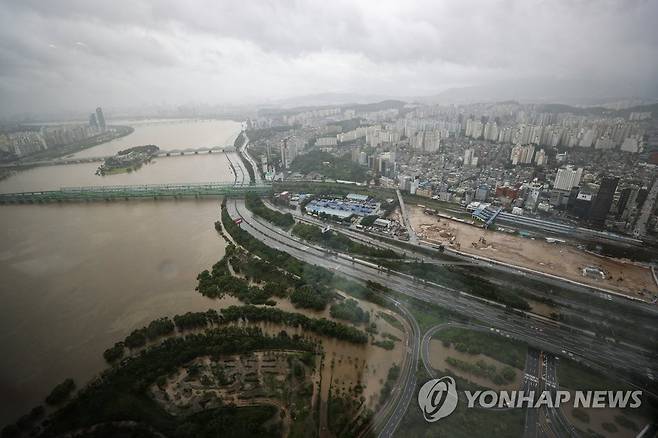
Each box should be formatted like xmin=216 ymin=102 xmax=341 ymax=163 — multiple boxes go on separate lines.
xmin=1 ymin=0 xmax=657 ymax=117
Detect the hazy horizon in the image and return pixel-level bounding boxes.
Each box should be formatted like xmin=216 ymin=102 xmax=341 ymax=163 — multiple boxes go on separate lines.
xmin=1 ymin=0 xmax=658 ymax=119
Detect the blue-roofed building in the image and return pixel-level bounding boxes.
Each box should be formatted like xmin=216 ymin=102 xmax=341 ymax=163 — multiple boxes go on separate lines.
xmin=472 ymin=204 xmax=502 ymax=228
xmin=305 ymin=196 xmax=379 ymax=220
xmin=346 ymin=193 xmax=369 ymax=202
xmin=305 ymin=204 xmax=355 ymax=220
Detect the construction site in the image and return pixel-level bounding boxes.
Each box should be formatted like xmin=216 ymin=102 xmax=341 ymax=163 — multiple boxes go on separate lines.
xmin=406 ymin=204 xmax=658 ymax=302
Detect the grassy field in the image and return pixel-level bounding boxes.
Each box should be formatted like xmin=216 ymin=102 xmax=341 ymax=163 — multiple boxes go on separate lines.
xmin=433 ymin=327 xmax=527 ymax=369
xmin=557 ymin=358 xmax=632 ymax=391
xmin=395 ymin=367 xmax=524 ymax=438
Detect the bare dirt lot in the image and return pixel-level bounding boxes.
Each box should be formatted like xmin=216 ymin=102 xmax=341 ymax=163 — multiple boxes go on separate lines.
xmin=407 ymin=205 xmax=658 ymax=300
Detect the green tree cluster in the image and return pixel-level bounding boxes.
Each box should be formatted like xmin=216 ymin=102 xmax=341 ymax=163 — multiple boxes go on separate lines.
xmin=220 ymin=208 xmax=338 ymax=310
xmin=245 ymin=193 xmax=294 ymax=229
xmin=173 ymin=309 xmax=221 ymax=331
xmin=445 ymin=356 xmax=516 ymax=385
xmin=378 ymin=260 xmax=531 ymax=311
xmin=372 ymin=339 xmax=395 ymax=350
xmin=289 ymin=150 xmax=367 ymax=182
xmin=435 ymin=328 xmax=526 ymax=369
xmin=221 ymin=305 xmax=368 ymax=344
xmin=42 ymin=326 xmax=312 ymax=436
xmin=45 ymin=378 xmax=76 ymax=405
xmin=329 ymin=299 xmax=370 ymax=324
xmin=292 ymin=222 xmax=401 ymax=258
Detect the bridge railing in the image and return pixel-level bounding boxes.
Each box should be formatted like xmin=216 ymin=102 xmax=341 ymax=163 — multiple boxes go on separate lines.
xmin=60 ymin=182 xmax=260 ymax=191
xmin=0 ymin=182 xmax=272 ymax=203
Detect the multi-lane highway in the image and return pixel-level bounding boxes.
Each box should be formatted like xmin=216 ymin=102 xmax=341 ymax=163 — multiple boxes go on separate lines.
xmin=368 ymin=301 xmax=421 ymax=438
xmin=522 ymin=348 xmax=542 ymax=438
xmin=420 ymin=322 xmax=519 ymax=388
xmin=236 ymin=132 xmax=262 ymax=184
xmin=264 ymin=198 xmax=658 ymax=337
xmin=267 ymin=200 xmax=657 ymax=336
xmin=228 ymin=198 xmax=422 ymax=436
xmin=225 ymin=151 xmax=247 ymax=186
xmin=232 ymin=148 xmax=656 ymax=436
xmin=540 ymin=354 xmax=579 ymax=437
xmin=521 ymin=349 xmax=577 ymax=438
xmin=266 ymin=194 xmax=658 ymax=314
xmin=231 ymin=198 xmax=656 ymax=376
xmin=225 ymin=197 xmax=658 ymax=436
xmin=421 ymin=324 xmax=580 ymax=437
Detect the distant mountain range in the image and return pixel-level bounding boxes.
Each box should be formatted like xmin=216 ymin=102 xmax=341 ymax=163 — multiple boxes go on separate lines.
xmin=261 ymin=77 xmax=658 ymax=112
xmin=413 ymin=78 xmax=658 ymax=107
xmin=14 ymin=79 xmax=655 ymax=123
xmin=266 ymin=93 xmax=396 ymax=109
xmin=257 ymin=98 xmax=407 ymax=117
xmin=258 ymin=95 xmax=658 ymax=121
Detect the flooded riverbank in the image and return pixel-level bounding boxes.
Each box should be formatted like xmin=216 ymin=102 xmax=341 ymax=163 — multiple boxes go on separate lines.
xmin=0 ymin=200 xmax=232 ymax=425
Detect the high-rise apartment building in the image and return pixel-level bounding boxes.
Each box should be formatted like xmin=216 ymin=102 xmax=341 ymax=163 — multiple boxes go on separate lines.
xmin=463 ymin=148 xmax=477 ymax=166
xmin=510 ymin=144 xmax=535 ymax=165
xmin=280 ymin=139 xmax=290 ymax=169
xmin=534 ymin=148 xmax=547 ymax=166
xmin=553 ymin=166 xmax=583 ymax=191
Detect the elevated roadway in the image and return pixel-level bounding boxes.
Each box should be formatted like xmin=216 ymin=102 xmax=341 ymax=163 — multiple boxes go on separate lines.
xmin=229 ymin=198 xmax=657 ymax=380
xmin=226 ymin=197 xmax=658 ymax=436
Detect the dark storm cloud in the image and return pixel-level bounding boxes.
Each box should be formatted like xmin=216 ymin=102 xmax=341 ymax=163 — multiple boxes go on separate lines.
xmin=1 ymin=0 xmax=657 ymax=117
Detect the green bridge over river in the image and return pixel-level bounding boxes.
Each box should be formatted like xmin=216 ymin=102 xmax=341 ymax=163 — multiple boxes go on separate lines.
xmin=0 ymin=182 xmax=272 ymax=204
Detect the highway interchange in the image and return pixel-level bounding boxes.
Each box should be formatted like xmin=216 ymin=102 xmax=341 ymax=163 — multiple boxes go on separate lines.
xmin=227 ymin=196 xmax=658 ymax=435
xmin=229 ymin=143 xmax=657 ymax=437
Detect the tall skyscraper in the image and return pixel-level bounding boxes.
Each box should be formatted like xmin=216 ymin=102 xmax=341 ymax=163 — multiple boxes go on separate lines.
xmin=95 ymin=107 xmax=106 ymax=131
xmin=615 ymin=186 xmax=638 ymax=219
xmin=590 ymin=176 xmax=619 ymax=226
xmin=573 ymin=190 xmax=594 ymax=219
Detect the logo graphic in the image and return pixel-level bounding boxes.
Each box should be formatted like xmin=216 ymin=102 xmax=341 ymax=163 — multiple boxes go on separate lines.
xmin=418 ymin=376 xmax=459 ymax=422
